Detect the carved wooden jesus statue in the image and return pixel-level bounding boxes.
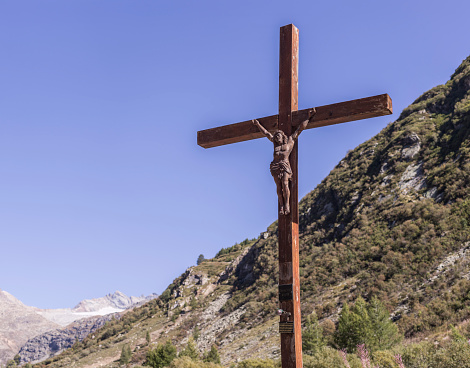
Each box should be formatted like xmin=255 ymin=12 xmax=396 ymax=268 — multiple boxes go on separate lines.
xmin=253 ymin=109 xmax=316 ymax=215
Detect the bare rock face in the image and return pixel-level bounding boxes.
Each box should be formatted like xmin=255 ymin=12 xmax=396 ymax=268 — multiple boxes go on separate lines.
xmin=398 ymin=161 xmax=427 ymax=194
xmin=0 ymin=290 xmax=59 ymax=365
xmin=18 ymin=313 xmax=120 ymax=365
xmin=401 ymin=132 xmax=421 ymax=160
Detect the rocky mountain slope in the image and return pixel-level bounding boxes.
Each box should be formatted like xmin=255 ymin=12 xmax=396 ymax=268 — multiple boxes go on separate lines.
xmin=16 ymin=292 xmax=158 ymax=364
xmin=0 ymin=290 xmax=58 ymax=365
xmin=0 ymin=290 xmax=157 ymax=365
xmin=30 ymin=55 xmax=470 ymax=368
xmin=18 ymin=313 xmax=121 ymax=365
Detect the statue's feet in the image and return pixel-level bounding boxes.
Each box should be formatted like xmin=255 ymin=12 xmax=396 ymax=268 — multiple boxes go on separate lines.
xmin=279 ymin=207 xmax=285 ymax=215
xmin=284 ymin=205 xmax=290 ymax=215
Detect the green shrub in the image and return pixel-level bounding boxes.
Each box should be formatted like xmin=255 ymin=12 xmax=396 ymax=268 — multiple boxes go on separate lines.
xmin=303 ymin=312 xmax=326 ymax=355
xmin=203 ymin=345 xmax=221 ymax=364
xmin=303 ymin=347 xmax=361 ymax=368
xmin=236 ymin=358 xmax=277 ymax=368
xmin=179 ymin=338 xmax=199 ymax=360
xmin=146 ymin=341 xmax=177 ymax=368
xmin=170 ymin=356 xmax=223 ymax=368
xmin=334 ymin=297 xmax=402 ymax=353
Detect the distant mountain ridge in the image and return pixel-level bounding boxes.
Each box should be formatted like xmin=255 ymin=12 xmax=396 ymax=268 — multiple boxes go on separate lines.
xmin=0 ymin=289 xmax=157 ymax=365
xmin=36 ymin=291 xmax=158 ymax=326
xmin=72 ymin=290 xmax=154 ymax=313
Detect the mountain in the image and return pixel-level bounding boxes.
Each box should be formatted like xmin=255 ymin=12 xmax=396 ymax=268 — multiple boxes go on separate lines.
xmin=16 ymin=292 xmax=159 ymax=364
xmin=36 ymin=291 xmax=158 ymax=326
xmin=72 ymin=291 xmax=156 ymax=313
xmin=29 ymin=55 xmax=470 ymax=367
xmin=0 ymin=290 xmax=157 ymax=365
xmin=0 ymin=290 xmax=59 ymax=365
xmin=18 ymin=313 xmax=121 ymax=365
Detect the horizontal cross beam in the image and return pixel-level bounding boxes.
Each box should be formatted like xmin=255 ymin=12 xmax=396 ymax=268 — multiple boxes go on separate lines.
xmin=197 ymin=93 xmax=392 ymax=148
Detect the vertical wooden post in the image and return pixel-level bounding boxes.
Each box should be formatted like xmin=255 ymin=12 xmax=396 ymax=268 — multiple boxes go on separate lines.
xmin=278 ymin=24 xmax=302 ymax=368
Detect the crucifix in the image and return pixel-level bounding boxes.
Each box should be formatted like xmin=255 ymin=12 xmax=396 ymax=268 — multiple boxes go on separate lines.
xmin=197 ymin=24 xmax=392 ymax=368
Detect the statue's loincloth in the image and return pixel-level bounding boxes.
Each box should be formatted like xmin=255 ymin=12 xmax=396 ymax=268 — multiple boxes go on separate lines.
xmin=270 ymin=160 xmax=292 ymax=180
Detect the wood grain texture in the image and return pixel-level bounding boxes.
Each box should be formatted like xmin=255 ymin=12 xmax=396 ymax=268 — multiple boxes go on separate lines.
xmin=278 ymin=24 xmax=303 ymax=368
xmin=197 ymin=94 xmax=392 ymax=148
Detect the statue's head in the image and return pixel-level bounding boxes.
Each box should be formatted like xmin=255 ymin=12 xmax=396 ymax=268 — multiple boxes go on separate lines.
xmin=273 ymin=130 xmax=288 ymax=145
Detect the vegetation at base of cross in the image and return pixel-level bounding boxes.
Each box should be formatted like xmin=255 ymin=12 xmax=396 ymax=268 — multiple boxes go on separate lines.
xmin=24 ymin=55 xmax=470 ymax=367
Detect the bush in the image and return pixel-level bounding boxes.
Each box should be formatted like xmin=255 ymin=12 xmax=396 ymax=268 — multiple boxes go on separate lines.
xmin=303 ymin=346 xmax=361 ymax=368
xmin=179 ymin=338 xmax=199 ymax=360
xmin=236 ymin=358 xmax=277 ymax=368
xmin=170 ymin=356 xmax=223 ymax=368
xmin=203 ymin=345 xmax=220 ymax=364
xmin=399 ymin=339 xmax=470 ymax=368
xmin=303 ymin=312 xmax=326 ymax=355
xmin=120 ymin=344 xmax=132 ymax=365
xmin=371 ymin=350 xmax=397 ymax=368
xmin=146 ymin=341 xmax=177 ymax=368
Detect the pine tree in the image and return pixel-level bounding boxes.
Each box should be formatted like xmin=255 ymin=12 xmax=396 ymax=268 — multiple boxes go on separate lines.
xmin=367 ymin=296 xmax=402 ymax=351
xmin=352 ymin=297 xmax=372 ymax=346
xmin=334 ymin=303 xmax=364 ymax=353
xmin=197 ymin=254 xmax=206 ymax=265
xmin=146 ymin=330 xmax=151 ymax=344
xmin=193 ymin=326 xmax=200 ymax=340
xmin=302 ymin=312 xmax=326 ymax=355
xmin=334 ymin=297 xmax=402 ymax=353
xmin=179 ymin=337 xmax=199 ymax=360
xmin=120 ymin=344 xmax=132 ymax=365
xmin=203 ymin=344 xmax=221 ymax=364
xmin=146 ymin=341 xmax=177 ymax=368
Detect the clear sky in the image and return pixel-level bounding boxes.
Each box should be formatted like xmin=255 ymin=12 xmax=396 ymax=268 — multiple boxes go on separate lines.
xmin=1 ymin=0 xmax=469 ymax=309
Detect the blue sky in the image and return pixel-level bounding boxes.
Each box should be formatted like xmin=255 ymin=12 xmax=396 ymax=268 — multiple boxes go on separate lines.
xmin=1 ymin=0 xmax=469 ymax=309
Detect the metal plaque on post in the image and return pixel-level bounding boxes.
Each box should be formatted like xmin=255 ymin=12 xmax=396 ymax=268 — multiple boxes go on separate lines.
xmin=279 ymin=321 xmax=294 ymax=334
xmin=278 ymin=284 xmax=293 ymax=301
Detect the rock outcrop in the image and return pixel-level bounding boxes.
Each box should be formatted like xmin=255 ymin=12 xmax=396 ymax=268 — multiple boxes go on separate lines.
xmin=18 ymin=313 xmax=120 ymax=365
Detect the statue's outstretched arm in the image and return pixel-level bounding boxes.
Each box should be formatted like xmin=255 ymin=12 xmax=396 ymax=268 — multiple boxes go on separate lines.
xmin=292 ymin=108 xmax=316 ymax=140
xmin=252 ymin=119 xmax=274 ymax=142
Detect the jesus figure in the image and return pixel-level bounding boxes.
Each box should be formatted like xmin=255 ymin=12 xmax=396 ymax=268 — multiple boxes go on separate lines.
xmin=252 ymin=109 xmax=316 ymax=215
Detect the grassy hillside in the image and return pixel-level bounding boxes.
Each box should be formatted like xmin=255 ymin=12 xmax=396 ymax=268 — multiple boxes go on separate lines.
xmin=28 ymin=55 xmax=470 ymax=368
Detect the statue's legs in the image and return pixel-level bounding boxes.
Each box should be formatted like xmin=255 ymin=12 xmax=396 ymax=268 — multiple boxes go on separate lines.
xmin=282 ymin=177 xmax=290 ymax=214
xmin=273 ymin=175 xmax=285 ymax=214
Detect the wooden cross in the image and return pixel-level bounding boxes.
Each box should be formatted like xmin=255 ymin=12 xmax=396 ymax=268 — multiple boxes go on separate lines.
xmin=197 ymin=24 xmax=392 ymax=368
